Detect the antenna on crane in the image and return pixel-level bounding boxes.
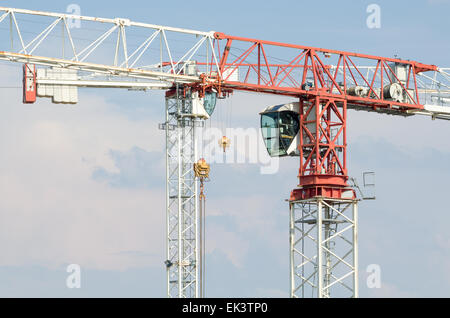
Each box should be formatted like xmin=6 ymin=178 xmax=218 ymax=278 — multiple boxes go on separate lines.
xmin=350 ymin=172 xmax=376 ymax=201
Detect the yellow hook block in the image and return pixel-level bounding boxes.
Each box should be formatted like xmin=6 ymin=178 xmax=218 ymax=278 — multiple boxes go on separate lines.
xmin=194 ymin=158 xmax=210 ymax=179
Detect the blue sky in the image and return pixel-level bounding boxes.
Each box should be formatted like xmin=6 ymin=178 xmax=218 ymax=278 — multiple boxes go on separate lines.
xmin=0 ymin=0 xmax=449 ymax=297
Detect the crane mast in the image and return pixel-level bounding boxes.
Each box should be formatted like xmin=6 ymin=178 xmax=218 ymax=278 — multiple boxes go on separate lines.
xmin=163 ymin=87 xmax=200 ymax=298
xmin=0 ymin=7 xmax=449 ymax=298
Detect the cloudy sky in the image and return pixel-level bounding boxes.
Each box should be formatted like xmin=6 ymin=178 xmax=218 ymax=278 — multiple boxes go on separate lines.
xmin=0 ymin=0 xmax=449 ymax=297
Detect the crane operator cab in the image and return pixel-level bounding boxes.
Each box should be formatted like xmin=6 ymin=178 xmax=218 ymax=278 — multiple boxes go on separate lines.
xmin=191 ymin=90 xmax=217 ymax=119
xmin=260 ymin=102 xmax=300 ymax=157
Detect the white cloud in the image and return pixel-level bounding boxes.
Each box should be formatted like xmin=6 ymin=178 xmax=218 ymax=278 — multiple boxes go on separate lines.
xmin=434 ymin=234 xmax=450 ymax=250
xmin=208 ymin=194 xmax=284 ymax=238
xmin=427 ymin=0 xmax=450 ymax=4
xmin=0 ymin=67 xmax=166 ymax=271
xmin=206 ymin=224 xmax=249 ymax=268
xmin=366 ymin=281 xmax=416 ymax=298
xmin=348 ymin=110 xmax=450 ymax=152
xmin=255 ymin=287 xmax=288 ymax=298
xmin=205 ymin=194 xmax=287 ymax=268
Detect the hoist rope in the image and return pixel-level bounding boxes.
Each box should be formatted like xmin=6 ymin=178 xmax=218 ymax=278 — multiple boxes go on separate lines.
xmin=199 ymin=178 xmax=207 ymax=297
xmin=195 ymin=158 xmax=209 ymax=298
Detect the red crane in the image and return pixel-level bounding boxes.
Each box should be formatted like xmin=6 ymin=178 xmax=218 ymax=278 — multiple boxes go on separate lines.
xmin=195 ymin=32 xmax=442 ymax=201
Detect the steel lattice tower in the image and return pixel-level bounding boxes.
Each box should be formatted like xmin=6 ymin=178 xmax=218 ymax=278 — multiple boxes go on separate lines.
xmin=163 ymin=87 xmax=202 ymax=298
xmin=289 ymin=198 xmax=358 ymax=298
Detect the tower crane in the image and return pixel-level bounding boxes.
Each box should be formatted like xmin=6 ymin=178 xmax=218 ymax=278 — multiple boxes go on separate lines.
xmin=0 ymin=7 xmax=449 ymax=298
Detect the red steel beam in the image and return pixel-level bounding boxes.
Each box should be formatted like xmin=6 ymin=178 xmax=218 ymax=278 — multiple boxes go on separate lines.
xmin=209 ymin=32 xmax=438 ymax=113
xmin=214 ymin=32 xmax=437 ymax=73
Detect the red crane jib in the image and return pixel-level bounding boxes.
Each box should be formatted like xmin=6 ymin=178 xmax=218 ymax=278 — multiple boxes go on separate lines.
xmin=212 ymin=32 xmax=436 ymax=110
xmin=209 ymin=32 xmax=438 ymax=200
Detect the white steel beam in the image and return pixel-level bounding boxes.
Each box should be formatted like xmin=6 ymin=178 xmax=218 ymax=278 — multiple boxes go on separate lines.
xmin=0 ymin=52 xmax=199 ymax=83
xmin=0 ymin=7 xmax=214 ymax=37
xmin=0 ymin=7 xmax=221 ymax=86
xmin=36 ymin=78 xmax=172 ymax=90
